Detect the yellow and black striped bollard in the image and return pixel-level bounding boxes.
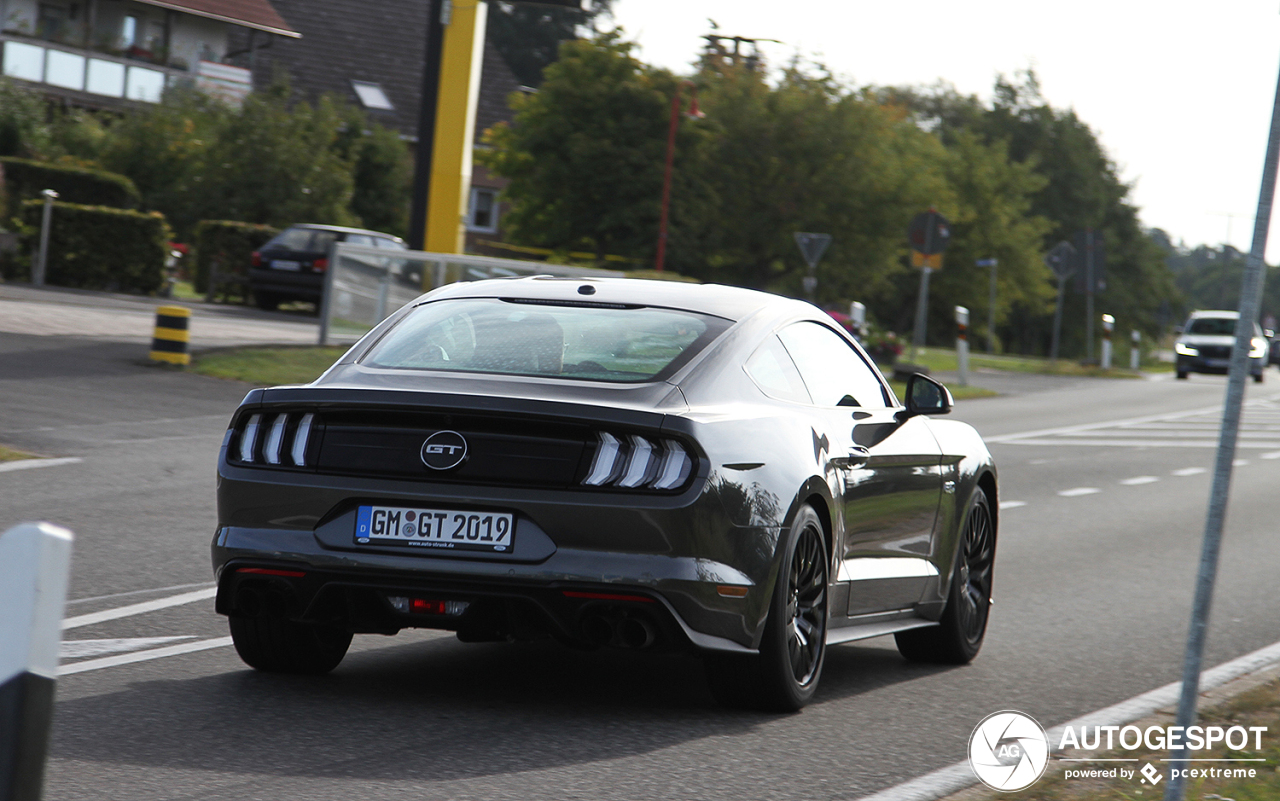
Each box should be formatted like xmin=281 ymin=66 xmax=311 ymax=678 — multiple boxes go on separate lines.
xmin=150 ymin=305 xmax=191 ymax=366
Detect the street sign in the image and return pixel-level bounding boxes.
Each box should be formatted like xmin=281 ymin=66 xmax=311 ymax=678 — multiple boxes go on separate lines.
xmin=907 ymin=211 xmax=951 ymax=255
xmin=794 ymin=232 xmax=832 ymax=269
xmin=975 ymin=257 xmax=998 ymax=268
xmin=1044 ymin=240 xmax=1076 ymax=279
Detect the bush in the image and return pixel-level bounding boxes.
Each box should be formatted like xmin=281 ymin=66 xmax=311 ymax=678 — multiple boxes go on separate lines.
xmin=1 ymin=157 xmax=140 ymax=213
xmin=15 ymin=200 xmax=169 ymax=293
xmin=192 ymin=220 xmax=279 ymax=297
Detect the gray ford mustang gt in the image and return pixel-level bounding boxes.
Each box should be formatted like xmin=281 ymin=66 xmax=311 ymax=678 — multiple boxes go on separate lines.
xmin=213 ymin=276 xmax=998 ymax=711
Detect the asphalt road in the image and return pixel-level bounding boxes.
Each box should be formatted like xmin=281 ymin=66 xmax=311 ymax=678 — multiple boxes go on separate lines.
xmin=4 ymin=333 xmax=1280 ymax=801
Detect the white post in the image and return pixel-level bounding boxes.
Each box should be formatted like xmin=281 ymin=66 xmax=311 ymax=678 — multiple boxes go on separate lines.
xmin=34 ymin=190 xmax=59 ymax=287
xmin=849 ymin=301 xmax=866 ymax=342
xmin=956 ymin=305 xmax=970 ymax=387
xmin=0 ymin=522 xmax=74 ymax=801
xmin=1130 ymin=329 xmax=1141 ymax=370
xmin=1101 ymin=314 xmax=1115 ymax=370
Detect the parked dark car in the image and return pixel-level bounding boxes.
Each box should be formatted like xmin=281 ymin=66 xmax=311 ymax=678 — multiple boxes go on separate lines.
xmin=248 ymin=224 xmax=408 ymax=311
xmin=213 ymin=277 xmax=999 ymax=710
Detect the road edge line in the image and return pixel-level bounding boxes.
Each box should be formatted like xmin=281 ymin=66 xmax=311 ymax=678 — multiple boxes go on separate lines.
xmin=0 ymin=457 xmax=83 ymax=474
xmin=854 ymin=638 xmax=1280 ymax=801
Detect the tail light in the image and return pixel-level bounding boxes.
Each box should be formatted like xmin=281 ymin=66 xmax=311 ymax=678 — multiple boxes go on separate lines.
xmin=233 ymin=411 xmax=318 ymax=467
xmin=311 ymin=258 xmax=328 ymax=272
xmin=251 ymin=250 xmax=261 ymax=267
xmin=582 ymin=433 xmax=693 ymax=491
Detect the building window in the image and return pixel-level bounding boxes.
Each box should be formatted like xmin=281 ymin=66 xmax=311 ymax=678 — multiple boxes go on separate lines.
xmin=467 ymin=187 xmax=499 ymax=233
xmin=351 ymin=80 xmax=394 ymax=111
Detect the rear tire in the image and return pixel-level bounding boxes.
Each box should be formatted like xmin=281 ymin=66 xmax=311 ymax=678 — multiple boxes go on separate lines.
xmin=1254 ymin=372 xmax=1265 ymax=384
xmin=1176 ymin=371 xmax=1188 ymax=380
xmin=896 ymin=487 xmax=994 ymax=664
xmin=229 ymin=616 xmax=352 ymax=674
xmin=705 ymin=505 xmax=828 ymax=712
xmin=254 ymin=291 xmax=281 ymax=311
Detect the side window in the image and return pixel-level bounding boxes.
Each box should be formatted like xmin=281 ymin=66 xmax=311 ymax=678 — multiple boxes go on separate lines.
xmin=744 ymin=336 xmax=811 ymax=404
xmin=777 ymin=322 xmax=890 ymax=408
xmin=346 ymin=234 xmax=375 ymax=247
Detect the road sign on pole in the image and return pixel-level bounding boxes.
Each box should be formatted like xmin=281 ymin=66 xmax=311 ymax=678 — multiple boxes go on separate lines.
xmin=907 ymin=210 xmax=951 ymax=361
xmin=794 ymin=232 xmax=832 ymax=302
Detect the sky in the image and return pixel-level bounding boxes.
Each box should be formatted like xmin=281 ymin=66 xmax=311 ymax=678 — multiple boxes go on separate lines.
xmin=608 ymin=0 xmax=1280 ymax=262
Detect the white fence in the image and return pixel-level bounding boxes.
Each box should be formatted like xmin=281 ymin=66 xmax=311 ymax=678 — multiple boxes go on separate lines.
xmin=317 ymin=244 xmax=622 ymax=346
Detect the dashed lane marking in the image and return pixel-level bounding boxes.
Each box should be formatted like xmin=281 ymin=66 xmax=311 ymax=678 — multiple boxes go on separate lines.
xmin=1235 ymin=459 xmax=1251 ymax=466
xmin=1173 ymin=467 xmax=1208 ymax=476
xmin=62 ymin=587 xmax=218 ymax=630
xmin=0 ymin=457 xmax=83 ymax=473
xmin=998 ymin=501 xmax=1026 ymax=510
xmin=59 ymin=637 xmax=233 ymax=676
xmin=1262 ymin=451 xmax=1280 ymax=459
xmin=1120 ymin=476 xmax=1159 ymax=485
xmin=60 ymin=636 xmax=196 ymax=660
xmin=1058 ymin=487 xmax=1101 ymax=497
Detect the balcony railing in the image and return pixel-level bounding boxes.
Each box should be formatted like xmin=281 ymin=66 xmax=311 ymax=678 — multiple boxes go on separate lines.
xmin=0 ymin=34 xmax=249 ymax=104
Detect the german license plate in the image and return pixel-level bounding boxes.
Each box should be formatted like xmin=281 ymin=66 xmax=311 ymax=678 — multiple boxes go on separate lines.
xmin=271 ymin=259 xmax=301 ymax=271
xmin=355 ymin=505 xmax=515 ymax=553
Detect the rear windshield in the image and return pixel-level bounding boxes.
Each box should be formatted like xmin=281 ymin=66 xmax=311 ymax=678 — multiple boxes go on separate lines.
xmin=265 ymin=227 xmax=339 ymax=253
xmin=362 ymin=298 xmax=731 ymax=382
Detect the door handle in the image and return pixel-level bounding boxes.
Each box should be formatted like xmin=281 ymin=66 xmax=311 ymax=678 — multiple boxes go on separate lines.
xmin=830 ymin=447 xmax=870 ymax=469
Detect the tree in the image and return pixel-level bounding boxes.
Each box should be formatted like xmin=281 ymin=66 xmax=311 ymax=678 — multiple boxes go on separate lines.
xmin=485 ymin=0 xmax=613 ymax=87
xmin=480 ymin=31 xmax=691 ymax=262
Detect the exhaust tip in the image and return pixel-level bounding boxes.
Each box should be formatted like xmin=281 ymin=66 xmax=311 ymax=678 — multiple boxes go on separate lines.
xmin=581 ymin=614 xmax=615 ymax=645
xmin=618 ymin=616 xmax=656 ymax=649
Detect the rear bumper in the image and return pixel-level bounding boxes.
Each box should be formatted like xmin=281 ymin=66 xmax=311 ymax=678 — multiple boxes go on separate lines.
xmin=248 ymin=268 xmax=324 ymax=300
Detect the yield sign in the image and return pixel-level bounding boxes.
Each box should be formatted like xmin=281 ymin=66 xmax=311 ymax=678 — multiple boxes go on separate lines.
xmin=794 ymin=232 xmax=832 ymax=269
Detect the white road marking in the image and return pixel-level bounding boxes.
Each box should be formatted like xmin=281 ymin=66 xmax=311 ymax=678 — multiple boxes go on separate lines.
xmin=998 ymin=501 xmax=1026 ymax=510
xmin=983 ymin=398 xmax=1280 ymax=444
xmin=1234 ymin=459 xmax=1250 ymax=466
xmin=853 ymin=638 xmax=1280 ymax=801
xmin=0 ymin=457 xmax=83 ymax=473
xmin=59 ymin=637 xmax=233 ymax=676
xmin=62 ymin=587 xmax=218 ymax=630
xmin=1057 ymin=487 xmax=1100 ymax=497
xmin=1261 ymin=451 xmax=1280 ymax=459
xmin=67 ymin=581 xmax=213 ymax=606
xmin=1173 ymin=467 xmax=1207 ymax=476
xmin=60 ymin=636 xmax=196 ymax=660
xmin=1120 ymin=476 xmax=1159 ymax=485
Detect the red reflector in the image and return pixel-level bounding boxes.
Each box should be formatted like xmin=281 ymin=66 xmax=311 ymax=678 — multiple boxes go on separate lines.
xmin=411 ymin=598 xmax=446 ymax=615
xmin=238 ymin=567 xmax=306 ymax=578
xmin=312 ymin=257 xmax=328 ymax=272
xmin=251 ymin=251 xmax=261 ymax=267
xmin=562 ymin=590 xmax=655 ymax=603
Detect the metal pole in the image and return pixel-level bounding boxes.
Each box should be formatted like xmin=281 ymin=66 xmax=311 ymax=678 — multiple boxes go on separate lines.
xmin=986 ymin=258 xmax=998 ymax=353
xmin=1050 ymin=275 xmax=1066 ymax=360
xmin=909 ymin=267 xmax=931 ymax=362
xmin=654 ymin=89 xmax=681 ymax=272
xmin=34 ymin=190 xmax=57 ymax=287
xmin=1163 ymin=44 xmax=1280 ymax=801
xmin=1085 ymin=229 xmax=1095 ymax=362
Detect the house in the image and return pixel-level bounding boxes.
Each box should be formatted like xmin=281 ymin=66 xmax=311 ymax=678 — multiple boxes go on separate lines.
xmin=0 ymin=0 xmax=298 ymax=108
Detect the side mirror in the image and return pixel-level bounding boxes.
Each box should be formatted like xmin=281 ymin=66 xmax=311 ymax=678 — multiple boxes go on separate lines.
xmin=1174 ymin=325 xmax=1184 ymax=335
xmin=1266 ymin=329 xmax=1275 ymax=339
xmin=897 ymin=373 xmax=953 ymax=421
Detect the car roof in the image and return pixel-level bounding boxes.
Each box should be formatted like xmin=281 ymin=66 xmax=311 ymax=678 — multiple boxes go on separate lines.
xmin=282 ymin=223 xmax=404 ymax=241
xmin=1188 ymin=309 xmax=1240 ymax=319
xmin=420 ymin=276 xmax=813 ymax=321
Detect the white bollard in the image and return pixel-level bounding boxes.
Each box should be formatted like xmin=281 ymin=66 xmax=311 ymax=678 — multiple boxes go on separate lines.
xmin=1130 ymin=329 xmax=1140 ymax=371
xmin=956 ymin=305 xmax=970 ymax=387
xmin=1101 ymin=314 xmax=1115 ymax=370
xmin=0 ymin=522 xmax=73 ymax=801
xmin=849 ymin=301 xmax=867 ymax=342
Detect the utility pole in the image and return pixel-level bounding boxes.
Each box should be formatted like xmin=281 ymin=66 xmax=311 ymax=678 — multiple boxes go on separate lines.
xmin=977 ymin=257 xmax=998 ymax=353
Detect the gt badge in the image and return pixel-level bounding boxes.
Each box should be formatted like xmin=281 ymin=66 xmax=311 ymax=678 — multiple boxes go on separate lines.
xmin=420 ymin=430 xmax=468 ymax=470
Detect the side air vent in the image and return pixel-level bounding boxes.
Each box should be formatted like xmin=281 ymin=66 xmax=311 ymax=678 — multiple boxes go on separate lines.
xmin=582 ymin=433 xmax=693 ymax=491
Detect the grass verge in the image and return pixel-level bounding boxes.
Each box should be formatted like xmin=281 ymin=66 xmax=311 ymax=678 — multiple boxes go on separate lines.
xmin=0 ymin=444 xmax=37 ymax=462
xmin=192 ymin=346 xmax=347 ymax=386
xmin=888 ymin=380 xmax=999 ymax=402
xmin=905 ymin=347 xmax=1162 ymax=378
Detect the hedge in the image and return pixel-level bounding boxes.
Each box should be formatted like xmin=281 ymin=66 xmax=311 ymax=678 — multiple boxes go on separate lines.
xmin=0 ymin=157 xmax=140 ymax=213
xmin=15 ymin=200 xmax=169 ymax=293
xmin=192 ymin=220 xmax=279 ymax=297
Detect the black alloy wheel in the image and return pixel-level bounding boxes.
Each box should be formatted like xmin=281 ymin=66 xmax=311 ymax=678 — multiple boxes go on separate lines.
xmin=896 ymin=487 xmax=994 ymax=664
xmin=229 ymin=616 xmax=352 ymax=675
xmin=705 ymin=505 xmax=828 ymax=712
